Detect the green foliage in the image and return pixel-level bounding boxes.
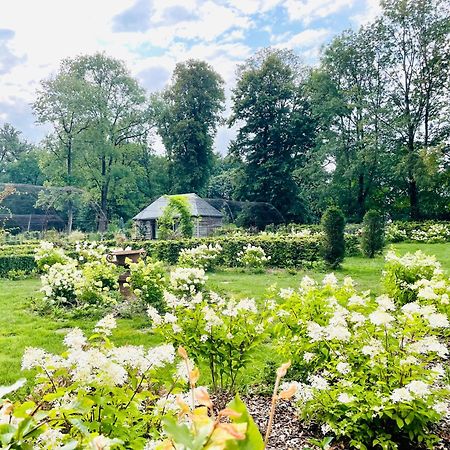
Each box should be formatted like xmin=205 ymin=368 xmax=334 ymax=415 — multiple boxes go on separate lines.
xmin=125 ymin=234 xmax=323 ymax=268
xmin=229 ymin=48 xmax=315 ymax=220
xmin=273 ymin=272 xmax=450 ymax=449
xmin=4 ymin=268 xmax=29 ymax=280
xmin=126 ymin=258 xmax=167 ymax=311
xmin=154 ymin=59 xmax=225 ymax=194
xmin=0 ymin=255 xmax=36 ymax=277
xmin=160 ymin=394 xmax=264 ymax=450
xmin=34 ymin=241 xmax=71 ymax=272
xmin=361 ymin=210 xmax=385 ymax=258
xmin=177 ymin=243 xmax=222 ymax=271
xmin=321 ymin=206 xmax=345 ymax=268
xmin=383 ymin=250 xmax=444 ymax=305
xmin=158 ymin=196 xmax=194 ymax=240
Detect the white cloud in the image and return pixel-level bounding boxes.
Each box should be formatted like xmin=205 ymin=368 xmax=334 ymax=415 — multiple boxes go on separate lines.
xmin=284 ymin=0 xmax=354 ymax=24
xmin=280 ymin=28 xmax=331 ymax=48
xmin=352 ymin=0 xmax=382 ymax=26
xmin=0 ymin=0 xmax=380 ymax=151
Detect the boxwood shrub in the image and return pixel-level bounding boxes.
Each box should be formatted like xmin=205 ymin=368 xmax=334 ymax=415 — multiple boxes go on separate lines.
xmin=124 ymin=235 xmax=324 ymax=268
xmin=0 ymin=255 xmax=36 ymax=277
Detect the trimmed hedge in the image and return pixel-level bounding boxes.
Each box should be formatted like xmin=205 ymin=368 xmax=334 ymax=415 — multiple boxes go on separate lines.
xmin=125 ymin=235 xmax=324 ymax=268
xmin=0 ymin=255 xmax=36 ymax=277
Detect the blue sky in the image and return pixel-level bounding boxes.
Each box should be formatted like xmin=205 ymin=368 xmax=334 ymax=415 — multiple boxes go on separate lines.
xmin=0 ymin=0 xmax=381 ymax=153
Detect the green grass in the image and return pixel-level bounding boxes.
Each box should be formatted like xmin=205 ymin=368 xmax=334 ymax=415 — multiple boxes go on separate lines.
xmin=1 ymin=242 xmax=449 ymax=385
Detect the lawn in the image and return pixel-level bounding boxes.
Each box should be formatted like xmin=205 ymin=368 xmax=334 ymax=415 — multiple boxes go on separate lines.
xmin=1 ymin=242 xmax=448 ymax=385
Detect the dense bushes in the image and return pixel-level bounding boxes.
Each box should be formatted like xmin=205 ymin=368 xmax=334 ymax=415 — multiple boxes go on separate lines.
xmin=127 ymin=235 xmax=323 ymax=268
xmin=0 ymin=254 xmax=36 ymax=277
xmin=386 ymin=221 xmax=450 ymax=243
xmin=321 ymin=206 xmax=346 ymax=268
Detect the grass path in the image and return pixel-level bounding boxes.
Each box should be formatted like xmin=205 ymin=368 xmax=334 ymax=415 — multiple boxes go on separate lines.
xmin=1 ymin=242 xmax=448 ymax=384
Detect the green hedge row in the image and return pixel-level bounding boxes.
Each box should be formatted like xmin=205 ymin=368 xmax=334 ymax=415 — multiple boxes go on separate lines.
xmin=387 ymin=221 xmax=450 ymax=242
xmin=120 ymin=235 xmax=324 ymax=268
xmin=0 ymin=255 xmax=37 ymax=277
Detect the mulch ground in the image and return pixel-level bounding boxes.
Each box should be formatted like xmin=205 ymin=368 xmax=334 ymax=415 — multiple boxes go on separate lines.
xmin=216 ymin=393 xmax=450 ymax=449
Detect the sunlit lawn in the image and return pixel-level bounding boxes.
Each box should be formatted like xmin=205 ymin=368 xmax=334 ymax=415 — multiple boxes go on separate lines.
xmin=1 ymin=242 xmax=448 ymax=385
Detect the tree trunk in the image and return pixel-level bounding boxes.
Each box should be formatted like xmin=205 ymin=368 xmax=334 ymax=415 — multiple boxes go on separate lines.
xmin=357 ymin=173 xmax=365 ymax=221
xmin=67 ymin=201 xmax=73 ymax=233
xmin=408 ymin=178 xmax=420 ymax=220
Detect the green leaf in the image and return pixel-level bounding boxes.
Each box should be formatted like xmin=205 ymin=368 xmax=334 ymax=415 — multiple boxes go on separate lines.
xmin=162 ymin=416 xmax=195 ymax=448
xmin=225 ymin=395 xmax=264 ymax=450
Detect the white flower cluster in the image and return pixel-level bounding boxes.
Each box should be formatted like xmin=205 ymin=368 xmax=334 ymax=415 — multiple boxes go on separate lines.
xmin=22 ymin=317 xmax=175 ymax=388
xmin=169 ymin=267 xmax=207 ymax=297
xmin=40 ymin=262 xmax=84 ymax=306
xmin=237 ymin=244 xmax=271 ymax=268
xmin=410 ymin=224 xmax=450 ymax=243
xmin=74 ymin=240 xmax=107 ymax=263
xmin=385 ymin=250 xmax=441 ymax=273
xmin=177 ymin=243 xmax=222 ymax=270
xmin=34 ymin=241 xmax=70 ymax=270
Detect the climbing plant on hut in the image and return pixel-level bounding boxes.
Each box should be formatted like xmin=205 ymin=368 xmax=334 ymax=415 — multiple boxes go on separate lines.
xmin=157 ymin=195 xmax=194 ymax=239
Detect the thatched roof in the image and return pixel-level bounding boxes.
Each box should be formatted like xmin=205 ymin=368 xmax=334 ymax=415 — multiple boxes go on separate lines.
xmin=133 ymin=193 xmax=223 ymax=220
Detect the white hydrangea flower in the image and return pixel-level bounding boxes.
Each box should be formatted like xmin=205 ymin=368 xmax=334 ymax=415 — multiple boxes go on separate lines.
xmin=309 ymin=375 xmax=329 ymax=390
xmin=336 ymin=362 xmax=351 ymax=375
xmin=369 ymin=310 xmax=395 ymax=326
xmin=94 ymin=314 xmax=117 ymax=336
xmin=390 ymin=387 xmax=413 ymax=403
xmin=322 ymin=273 xmax=338 ymax=287
xmin=337 ymin=393 xmax=355 ymax=404
xmin=405 ymin=380 xmax=430 ymax=398
xmin=427 ymin=313 xmax=449 ymax=328
xmin=64 ymin=328 xmax=87 ymax=350
xmin=375 ymin=295 xmax=396 ymax=311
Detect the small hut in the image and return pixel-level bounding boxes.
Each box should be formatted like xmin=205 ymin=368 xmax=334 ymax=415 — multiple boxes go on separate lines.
xmin=133 ymin=193 xmax=223 ymax=239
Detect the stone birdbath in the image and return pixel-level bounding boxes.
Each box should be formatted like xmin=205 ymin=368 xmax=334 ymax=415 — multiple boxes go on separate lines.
xmin=106 ymin=248 xmax=146 ymax=296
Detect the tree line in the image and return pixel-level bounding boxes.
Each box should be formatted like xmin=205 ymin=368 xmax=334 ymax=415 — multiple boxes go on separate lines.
xmin=0 ymin=0 xmax=448 ymax=231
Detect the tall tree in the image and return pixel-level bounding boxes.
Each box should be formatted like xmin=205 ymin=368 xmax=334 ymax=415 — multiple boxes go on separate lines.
xmin=308 ymin=26 xmax=390 ymax=220
xmin=154 ymin=59 xmax=225 ymax=194
xmin=378 ymin=0 xmax=450 ymax=219
xmin=34 ymin=68 xmax=91 ymax=231
xmin=35 ymin=53 xmax=152 ymax=231
xmin=0 ymin=123 xmax=31 ymax=176
xmin=229 ymin=48 xmax=316 ymax=220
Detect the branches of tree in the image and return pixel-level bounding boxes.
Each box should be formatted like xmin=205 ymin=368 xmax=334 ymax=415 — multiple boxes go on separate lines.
xmin=0 ymin=0 xmax=448 ymax=232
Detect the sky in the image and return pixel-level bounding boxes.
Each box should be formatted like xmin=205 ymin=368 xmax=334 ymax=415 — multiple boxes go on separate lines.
xmin=0 ymin=0 xmax=381 ymax=154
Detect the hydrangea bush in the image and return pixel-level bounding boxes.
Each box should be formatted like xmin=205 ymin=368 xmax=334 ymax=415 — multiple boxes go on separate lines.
xmin=148 ymin=289 xmax=272 ymax=392
xmin=383 ymin=250 xmax=447 ymax=305
xmin=274 ymin=273 xmax=450 ymax=449
xmin=386 ymin=222 xmax=450 ymax=243
xmin=0 ymin=325 xmax=271 ymax=450
xmin=169 ymin=267 xmax=208 ymax=298
xmin=237 ymin=244 xmax=270 ymax=270
xmin=40 ymin=259 xmax=119 ymax=309
xmin=1 ymin=316 xmax=186 ymax=449
xmin=125 ymin=258 xmax=167 ymax=311
xmin=73 ymin=240 xmax=108 ymax=263
xmin=34 ymin=241 xmax=71 ymax=272
xmin=177 ymin=243 xmax=222 ymax=271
